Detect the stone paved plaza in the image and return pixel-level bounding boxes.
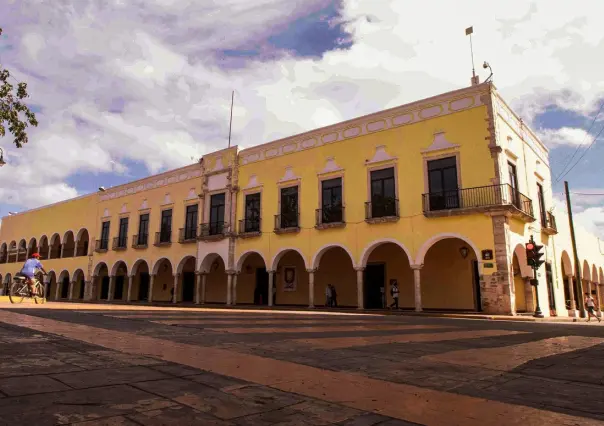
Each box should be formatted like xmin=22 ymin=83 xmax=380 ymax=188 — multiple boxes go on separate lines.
xmin=0 ymin=303 xmax=603 ymax=425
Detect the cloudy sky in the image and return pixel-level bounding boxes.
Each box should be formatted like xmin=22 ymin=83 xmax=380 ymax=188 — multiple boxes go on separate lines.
xmin=0 ymin=0 xmax=603 ymax=237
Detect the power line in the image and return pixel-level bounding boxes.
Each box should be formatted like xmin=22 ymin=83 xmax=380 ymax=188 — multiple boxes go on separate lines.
xmin=555 ymin=122 xmax=604 ymax=182
xmin=554 ymin=99 xmax=604 ymax=183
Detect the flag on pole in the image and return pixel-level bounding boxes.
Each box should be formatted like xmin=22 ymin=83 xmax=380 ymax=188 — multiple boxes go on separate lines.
xmin=465 ymin=26 xmax=473 ymax=36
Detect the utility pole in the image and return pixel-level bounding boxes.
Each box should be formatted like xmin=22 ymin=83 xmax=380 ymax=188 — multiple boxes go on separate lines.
xmin=564 ymin=181 xmax=585 ymax=318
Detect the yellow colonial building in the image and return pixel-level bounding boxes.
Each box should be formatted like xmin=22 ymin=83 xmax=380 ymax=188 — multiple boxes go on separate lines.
xmin=1 ymin=81 xmax=603 ymax=317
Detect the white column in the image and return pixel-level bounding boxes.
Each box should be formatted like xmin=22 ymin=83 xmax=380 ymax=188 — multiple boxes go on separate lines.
xmin=232 ymin=273 xmax=238 ymax=306
xmin=107 ymin=276 xmax=115 ymax=301
xmin=195 ymin=272 xmax=202 ymax=304
xmin=126 ymin=275 xmax=133 ymax=302
xmin=68 ymin=281 xmax=75 ymax=300
xmin=148 ymin=274 xmax=155 ymax=302
xmin=567 ymin=274 xmax=577 ymax=314
xmin=226 ymin=272 xmax=233 ymax=305
xmin=411 ymin=264 xmax=423 ymax=312
xmin=307 ymin=269 xmax=316 ymax=308
xmin=596 ymin=284 xmax=602 ymax=317
xmin=355 ymin=267 xmax=364 ymax=309
xmin=268 ymin=270 xmax=275 ymax=307
xmin=173 ymin=273 xmax=179 ymax=303
xmin=201 ymin=273 xmax=207 ymax=304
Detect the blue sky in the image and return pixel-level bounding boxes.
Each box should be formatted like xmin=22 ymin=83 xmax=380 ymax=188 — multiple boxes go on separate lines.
xmin=0 ymin=0 xmax=603 ymax=236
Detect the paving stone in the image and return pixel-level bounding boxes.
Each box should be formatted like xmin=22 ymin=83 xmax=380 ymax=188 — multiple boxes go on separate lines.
xmin=0 ymin=356 xmax=84 ymax=378
xmin=51 ymin=366 xmax=172 ymax=389
xmin=128 ymin=405 xmax=235 ymax=425
xmin=187 ymin=371 xmax=252 ymax=390
xmin=0 ymin=374 xmax=71 ymax=396
xmin=0 ymin=384 xmax=177 ymax=425
xmin=151 ymin=363 xmax=204 ymax=377
xmin=71 ymin=416 xmax=140 ymax=425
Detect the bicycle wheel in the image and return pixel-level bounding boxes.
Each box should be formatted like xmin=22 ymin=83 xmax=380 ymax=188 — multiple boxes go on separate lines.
xmin=34 ymin=283 xmax=46 ymax=304
xmin=9 ymin=281 xmax=28 ymax=304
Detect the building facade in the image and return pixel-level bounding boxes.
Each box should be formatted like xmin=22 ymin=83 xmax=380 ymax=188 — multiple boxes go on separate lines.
xmin=1 ymin=82 xmax=603 ymax=317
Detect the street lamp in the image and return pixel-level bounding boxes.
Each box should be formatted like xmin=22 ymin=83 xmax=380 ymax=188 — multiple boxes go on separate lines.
xmin=0 ymin=148 xmax=5 ymax=167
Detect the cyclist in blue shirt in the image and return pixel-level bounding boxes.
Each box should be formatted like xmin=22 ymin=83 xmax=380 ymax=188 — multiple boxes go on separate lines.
xmin=20 ymin=253 xmax=47 ymax=295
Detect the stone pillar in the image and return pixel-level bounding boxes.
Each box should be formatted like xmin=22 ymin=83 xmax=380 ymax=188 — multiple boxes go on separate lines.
xmin=60 ymin=243 xmax=65 ymax=259
xmin=87 ymin=277 xmax=96 ymax=301
xmin=232 ymin=273 xmax=238 ymax=305
xmin=268 ymin=270 xmax=275 ymax=307
xmin=411 ymin=264 xmax=423 ymax=312
xmin=55 ymin=281 xmax=61 ymax=300
xmin=68 ymin=281 xmax=75 ymax=300
xmin=148 ymin=274 xmax=155 ymax=302
xmin=355 ymin=267 xmax=364 ymax=309
xmin=126 ymin=275 xmax=133 ymax=302
xmin=523 ymin=277 xmax=535 ymax=312
xmin=195 ymin=272 xmax=202 ymax=304
xmin=201 ymin=273 xmax=207 ymax=304
xmin=226 ymin=272 xmax=233 ymax=305
xmin=596 ymin=284 xmax=602 ymax=317
xmin=307 ymin=269 xmax=316 ymax=308
xmin=107 ymin=276 xmax=115 ymax=301
xmin=567 ymin=274 xmax=577 ymax=317
xmin=172 ymin=273 xmax=179 ymax=303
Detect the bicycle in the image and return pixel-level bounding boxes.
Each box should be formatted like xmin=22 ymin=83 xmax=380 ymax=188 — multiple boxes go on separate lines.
xmin=9 ymin=273 xmax=46 ymax=304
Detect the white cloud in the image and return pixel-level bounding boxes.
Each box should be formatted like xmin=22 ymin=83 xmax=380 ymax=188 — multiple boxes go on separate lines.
xmin=537 ymin=127 xmax=591 ymax=147
xmin=1 ymin=0 xmax=604 ymax=238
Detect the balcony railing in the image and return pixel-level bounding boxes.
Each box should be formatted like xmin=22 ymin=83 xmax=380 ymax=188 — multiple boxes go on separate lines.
xmin=132 ymin=234 xmax=148 ymax=249
xmin=179 ymin=227 xmax=198 ymax=243
xmin=274 ymin=213 xmax=299 ymax=231
xmin=542 ymin=211 xmax=558 ymax=235
xmin=199 ymin=221 xmax=228 ymax=238
xmin=421 ymin=184 xmax=534 ymax=218
xmin=94 ymin=239 xmax=109 ymax=253
xmin=365 ymin=198 xmax=399 ymax=220
xmin=154 ymin=230 xmax=172 ymax=246
xmin=112 ymin=236 xmax=128 ymax=251
xmin=316 ymin=206 xmax=345 ymax=227
xmin=239 ymin=218 xmax=261 ymax=234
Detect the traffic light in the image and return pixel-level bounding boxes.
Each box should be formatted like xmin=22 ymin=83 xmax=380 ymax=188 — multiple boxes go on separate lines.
xmin=525 ymin=237 xmax=545 ymax=269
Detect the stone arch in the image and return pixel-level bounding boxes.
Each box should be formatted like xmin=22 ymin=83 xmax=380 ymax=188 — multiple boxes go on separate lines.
xmin=200 ymin=253 xmax=227 ymax=303
xmin=582 ymin=260 xmax=591 ymax=282
xmin=360 ymin=238 xmax=413 ymax=268
xmin=512 ymin=245 xmax=531 ymax=313
xmin=110 ymin=260 xmax=128 ymax=301
xmin=176 ymin=256 xmax=196 ymax=303
xmin=420 ymin=236 xmax=480 ymax=311
xmin=560 ymin=251 xmax=573 ymax=277
xmin=111 ymin=260 xmax=129 ymax=277
xmin=200 ymin=253 xmax=227 ymax=273
xmin=560 ymin=251 xmax=577 ymax=311
xmin=93 ymin=262 xmax=109 ymax=277
xmin=599 ymin=267 xmax=603 ymax=285
xmin=45 ymin=270 xmax=56 ymax=300
xmin=314 ymin=244 xmax=357 ymax=307
xmin=132 ymin=259 xmax=150 ymax=276
xmin=312 ymin=244 xmax=356 ymax=270
xmin=62 ymin=230 xmax=76 ymax=258
xmin=236 ymin=251 xmax=268 ymax=273
xmin=270 ymin=248 xmax=308 ymax=271
xmin=512 ymin=244 xmax=532 ymax=278
xmin=0 ymin=242 xmax=7 ymax=263
xmin=49 ymin=233 xmax=61 ymax=259
xmin=591 ymin=264 xmax=598 ymax=285
xmin=76 ymin=228 xmax=90 ymax=257
xmin=177 ymin=255 xmax=197 ymax=275
xmin=28 ymin=237 xmax=38 ymax=256
xmin=414 ymin=233 xmax=480 ymax=266
xmin=17 ymin=239 xmax=27 ymax=262
xmin=72 ymin=268 xmax=86 ymax=300
xmin=93 ymin=262 xmax=110 ymax=301
xmin=57 ymin=270 xmax=70 ymax=299
xmin=39 ymin=236 xmax=49 ymax=259
xmin=131 ymin=259 xmax=151 ymax=302
xmin=151 ymin=258 xmax=174 ymax=302
xmin=8 ymin=241 xmax=17 ymax=263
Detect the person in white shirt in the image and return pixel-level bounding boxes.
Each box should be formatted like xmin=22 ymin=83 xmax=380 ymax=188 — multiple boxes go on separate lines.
xmin=390 ymin=282 xmax=400 ymax=309
xmin=585 ymin=293 xmax=601 ymax=323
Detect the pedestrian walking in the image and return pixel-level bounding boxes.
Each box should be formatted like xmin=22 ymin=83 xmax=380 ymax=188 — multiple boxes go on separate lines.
xmin=330 ymin=284 xmax=338 ymax=307
xmin=390 ymin=281 xmax=399 ymax=309
xmin=325 ymin=284 xmax=332 ymax=307
xmin=585 ymin=293 xmax=601 ymax=322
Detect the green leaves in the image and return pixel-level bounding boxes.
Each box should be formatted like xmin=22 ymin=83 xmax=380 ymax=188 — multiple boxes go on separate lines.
xmin=1 ymin=27 xmax=39 ymax=149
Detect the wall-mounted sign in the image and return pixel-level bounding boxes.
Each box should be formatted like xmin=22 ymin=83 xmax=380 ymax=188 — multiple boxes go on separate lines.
xmin=483 ymin=263 xmax=494 ymax=269
xmin=482 ymin=250 xmax=494 ymax=261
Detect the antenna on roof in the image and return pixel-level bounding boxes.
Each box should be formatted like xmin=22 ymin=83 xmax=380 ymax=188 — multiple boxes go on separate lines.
xmin=228 ymin=90 xmax=234 ymax=148
xmin=465 ymin=26 xmax=479 ymax=86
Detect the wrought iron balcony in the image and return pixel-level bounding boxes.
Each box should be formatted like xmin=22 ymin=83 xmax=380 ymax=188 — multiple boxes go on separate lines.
xmin=199 ymin=221 xmax=229 ymax=239
xmin=274 ymin=213 xmax=299 ymax=233
xmin=94 ymin=239 xmax=109 ymax=253
xmin=316 ymin=206 xmax=345 ymax=228
xmin=365 ymin=198 xmax=399 ymax=222
xmin=132 ymin=234 xmax=148 ymax=249
xmin=112 ymin=236 xmax=128 ymax=251
xmin=421 ymin=184 xmax=534 ymax=221
xmin=179 ymin=227 xmax=198 ymax=243
xmin=239 ymin=218 xmax=261 ymax=236
xmin=154 ymin=231 xmax=172 ymax=246
xmin=542 ymin=211 xmax=558 ymax=235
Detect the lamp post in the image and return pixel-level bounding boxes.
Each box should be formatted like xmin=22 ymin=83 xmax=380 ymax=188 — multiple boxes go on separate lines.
xmin=0 ymin=148 xmax=6 ymax=167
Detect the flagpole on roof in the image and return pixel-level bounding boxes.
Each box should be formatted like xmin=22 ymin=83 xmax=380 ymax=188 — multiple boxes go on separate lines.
xmin=228 ymin=90 xmax=234 ymax=148
xmin=465 ymin=26 xmax=478 ymax=85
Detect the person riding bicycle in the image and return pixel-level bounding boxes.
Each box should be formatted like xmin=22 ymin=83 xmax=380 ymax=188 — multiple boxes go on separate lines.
xmin=20 ymin=253 xmax=47 ymax=296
